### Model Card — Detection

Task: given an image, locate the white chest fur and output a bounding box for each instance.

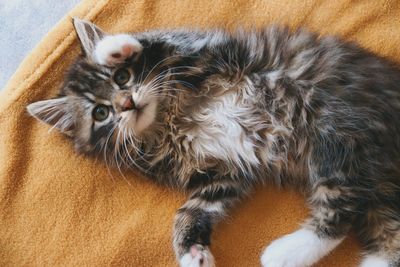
[184,91,260,169]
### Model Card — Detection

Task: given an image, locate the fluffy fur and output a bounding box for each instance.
[27,18,400,267]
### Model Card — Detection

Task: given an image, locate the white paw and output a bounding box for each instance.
[261,229,343,267]
[93,34,143,66]
[180,244,215,267]
[360,255,389,267]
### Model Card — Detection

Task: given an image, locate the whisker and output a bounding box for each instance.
[113,126,131,182]
[138,54,193,87]
[118,119,150,173]
[102,124,118,183]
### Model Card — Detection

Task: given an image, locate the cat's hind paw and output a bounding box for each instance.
[93,34,142,66]
[180,244,215,267]
[261,229,342,267]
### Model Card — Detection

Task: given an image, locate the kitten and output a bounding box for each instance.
[27,18,400,267]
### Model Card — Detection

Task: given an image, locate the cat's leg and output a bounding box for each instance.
[174,174,245,267]
[358,206,400,267]
[261,178,358,267]
[359,238,400,267]
[93,34,143,66]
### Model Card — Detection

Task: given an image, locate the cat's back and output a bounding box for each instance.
[260,27,400,176]
[253,27,400,141]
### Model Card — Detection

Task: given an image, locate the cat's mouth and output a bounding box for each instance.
[135,103,148,115]
[123,100,157,134]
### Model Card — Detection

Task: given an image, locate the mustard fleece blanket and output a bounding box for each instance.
[1,0,400,266]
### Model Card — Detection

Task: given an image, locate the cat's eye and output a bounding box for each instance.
[113,68,131,86]
[92,105,109,121]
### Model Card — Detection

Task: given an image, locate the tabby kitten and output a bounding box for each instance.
[27,18,400,267]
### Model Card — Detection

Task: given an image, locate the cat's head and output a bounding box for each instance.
[27,19,167,156]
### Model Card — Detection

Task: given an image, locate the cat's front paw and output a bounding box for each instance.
[93,34,143,66]
[180,244,215,267]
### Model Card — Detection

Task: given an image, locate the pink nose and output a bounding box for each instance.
[121,96,135,111]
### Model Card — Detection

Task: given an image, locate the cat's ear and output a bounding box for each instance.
[72,17,105,60]
[27,97,74,135]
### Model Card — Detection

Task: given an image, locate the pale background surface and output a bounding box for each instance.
[0,0,80,89]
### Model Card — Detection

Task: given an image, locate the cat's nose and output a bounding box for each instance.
[120,96,135,111]
[114,92,136,112]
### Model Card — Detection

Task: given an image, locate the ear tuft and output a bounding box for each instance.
[72,17,105,60]
[27,97,74,134]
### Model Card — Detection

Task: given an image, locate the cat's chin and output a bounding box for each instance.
[124,100,158,135]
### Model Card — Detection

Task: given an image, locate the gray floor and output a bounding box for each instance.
[0,0,81,90]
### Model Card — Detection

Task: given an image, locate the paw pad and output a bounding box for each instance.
[111,52,122,59]
[94,34,143,66]
[180,244,215,267]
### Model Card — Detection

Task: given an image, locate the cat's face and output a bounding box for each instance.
[27,19,164,155]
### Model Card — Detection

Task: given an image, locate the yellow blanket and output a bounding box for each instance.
[1,0,400,266]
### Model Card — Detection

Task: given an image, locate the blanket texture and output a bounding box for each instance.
[1,0,400,266]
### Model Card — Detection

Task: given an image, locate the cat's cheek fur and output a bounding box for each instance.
[260,228,343,267]
[93,34,143,66]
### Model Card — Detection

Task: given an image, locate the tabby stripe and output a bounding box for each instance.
[175,207,213,247]
[191,183,241,202]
